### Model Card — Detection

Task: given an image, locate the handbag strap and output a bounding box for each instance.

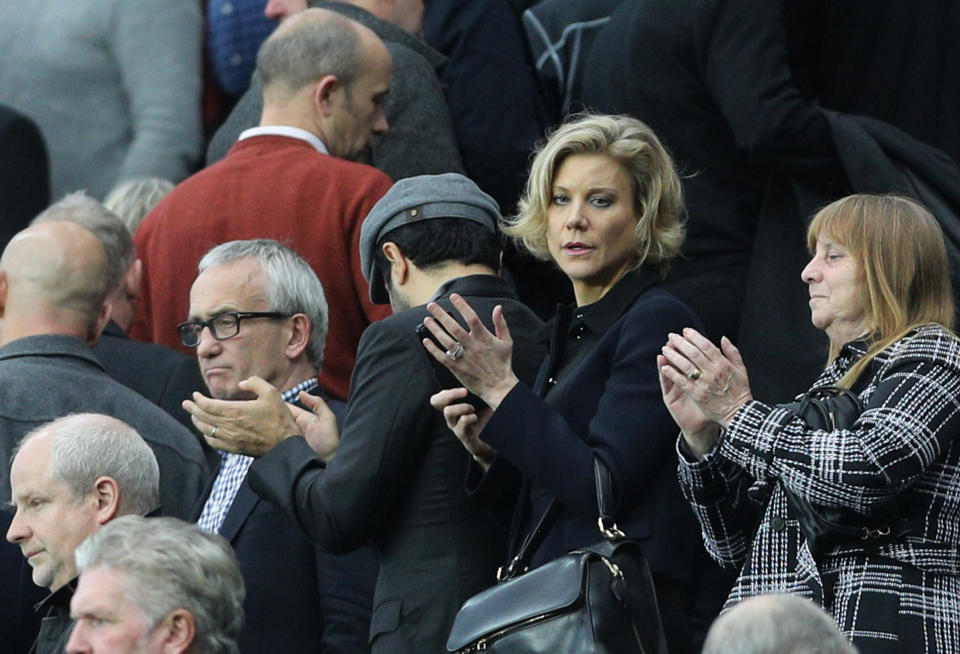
[499,457,619,581]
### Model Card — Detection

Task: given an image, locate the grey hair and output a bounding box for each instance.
[702,594,859,654]
[256,10,362,99]
[103,177,174,235]
[32,191,134,294]
[75,516,245,654]
[199,239,328,368]
[13,413,159,516]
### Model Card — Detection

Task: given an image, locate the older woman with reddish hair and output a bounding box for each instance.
[662,194,960,653]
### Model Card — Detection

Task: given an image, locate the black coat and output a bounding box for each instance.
[249,275,545,654]
[0,104,49,248]
[195,394,377,654]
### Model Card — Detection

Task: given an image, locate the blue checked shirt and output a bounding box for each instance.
[197,377,319,533]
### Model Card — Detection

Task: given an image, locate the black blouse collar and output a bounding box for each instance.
[538,267,660,344]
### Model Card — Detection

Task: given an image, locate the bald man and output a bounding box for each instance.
[702,594,858,654]
[0,218,208,520]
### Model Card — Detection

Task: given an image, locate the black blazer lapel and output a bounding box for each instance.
[219,479,260,542]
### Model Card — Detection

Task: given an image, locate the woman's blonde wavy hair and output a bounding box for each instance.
[807,194,955,386]
[504,113,685,277]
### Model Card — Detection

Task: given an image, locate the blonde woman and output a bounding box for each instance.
[425,113,701,652]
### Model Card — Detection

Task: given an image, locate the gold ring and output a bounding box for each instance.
[688,368,702,381]
[211,426,219,438]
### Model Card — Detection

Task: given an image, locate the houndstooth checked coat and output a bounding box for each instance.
[679,324,960,653]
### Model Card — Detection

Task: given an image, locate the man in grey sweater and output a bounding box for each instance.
[0,0,203,199]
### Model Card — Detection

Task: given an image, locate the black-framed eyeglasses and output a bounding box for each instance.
[177,311,290,347]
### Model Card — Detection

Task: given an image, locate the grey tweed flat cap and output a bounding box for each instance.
[359,173,500,304]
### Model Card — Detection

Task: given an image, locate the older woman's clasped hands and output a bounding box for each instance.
[657,329,753,458]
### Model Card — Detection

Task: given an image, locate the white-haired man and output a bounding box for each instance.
[66,516,244,654]
[6,414,160,654]
[180,239,375,654]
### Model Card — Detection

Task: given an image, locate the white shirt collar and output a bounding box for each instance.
[238,126,328,154]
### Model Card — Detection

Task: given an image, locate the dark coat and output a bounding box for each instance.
[248,275,545,654]
[0,509,45,654]
[471,271,700,581]
[423,0,547,211]
[0,335,209,520]
[581,0,840,343]
[92,321,210,457]
[0,104,49,248]
[196,394,377,654]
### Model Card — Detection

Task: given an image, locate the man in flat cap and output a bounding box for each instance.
[184,173,545,654]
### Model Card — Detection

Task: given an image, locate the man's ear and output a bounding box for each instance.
[93,476,121,524]
[313,74,341,117]
[87,301,112,347]
[158,609,196,654]
[0,271,8,318]
[285,314,311,360]
[125,259,143,305]
[381,242,408,286]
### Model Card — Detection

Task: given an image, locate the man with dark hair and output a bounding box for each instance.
[132,8,393,401]
[182,239,375,654]
[31,193,208,437]
[185,173,546,654]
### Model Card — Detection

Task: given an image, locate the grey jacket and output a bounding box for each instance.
[206,1,463,180]
[0,335,208,520]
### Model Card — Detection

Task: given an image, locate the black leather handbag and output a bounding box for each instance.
[445,458,668,654]
[778,385,911,556]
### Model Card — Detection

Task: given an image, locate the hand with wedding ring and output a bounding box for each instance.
[420,293,520,412]
[183,376,302,457]
[658,328,754,434]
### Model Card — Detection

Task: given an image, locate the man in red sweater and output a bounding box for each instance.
[132,8,394,400]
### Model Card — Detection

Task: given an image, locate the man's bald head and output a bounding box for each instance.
[0,221,110,344]
[257,8,371,102]
[702,594,858,654]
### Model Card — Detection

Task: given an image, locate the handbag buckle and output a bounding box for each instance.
[496,556,526,582]
[861,525,891,540]
[598,516,625,540]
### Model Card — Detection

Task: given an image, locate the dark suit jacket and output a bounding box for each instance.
[0,509,45,654]
[248,275,545,654]
[0,104,48,248]
[92,320,212,463]
[197,393,376,654]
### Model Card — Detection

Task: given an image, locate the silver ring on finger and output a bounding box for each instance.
[445,342,465,361]
[211,425,219,439]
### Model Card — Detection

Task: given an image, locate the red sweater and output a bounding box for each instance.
[131,135,393,400]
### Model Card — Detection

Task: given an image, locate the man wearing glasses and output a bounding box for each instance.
[180,239,376,654]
